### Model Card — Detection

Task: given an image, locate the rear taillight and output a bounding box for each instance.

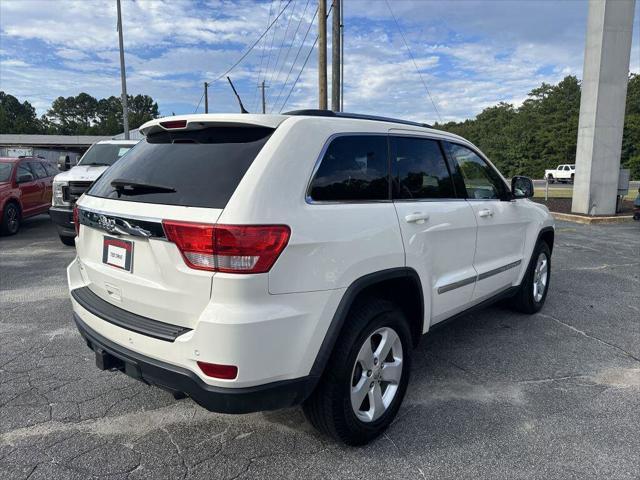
[73,206,79,235]
[197,361,238,380]
[162,221,290,274]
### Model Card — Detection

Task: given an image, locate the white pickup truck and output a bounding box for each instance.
[544,164,575,183]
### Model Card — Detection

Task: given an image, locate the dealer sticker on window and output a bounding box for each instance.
[102,236,133,272]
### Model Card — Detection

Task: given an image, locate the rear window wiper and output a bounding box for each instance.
[111,179,176,196]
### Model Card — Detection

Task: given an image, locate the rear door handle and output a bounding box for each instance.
[478,209,494,218]
[404,212,430,224]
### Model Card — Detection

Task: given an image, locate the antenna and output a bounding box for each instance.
[226,76,249,114]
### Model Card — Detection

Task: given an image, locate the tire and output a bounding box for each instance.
[0,202,20,236]
[570,174,574,184]
[302,298,412,445]
[547,175,554,184]
[511,241,551,314]
[59,235,75,246]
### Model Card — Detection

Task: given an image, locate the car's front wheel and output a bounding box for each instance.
[303,298,412,445]
[511,241,551,314]
[0,203,20,236]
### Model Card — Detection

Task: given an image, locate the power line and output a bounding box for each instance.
[262,0,283,93]
[267,0,298,89]
[194,90,205,113]
[267,0,311,110]
[279,34,318,113]
[207,0,294,84]
[384,0,442,123]
[272,6,320,112]
[252,0,276,111]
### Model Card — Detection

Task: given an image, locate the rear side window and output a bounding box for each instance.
[43,163,59,176]
[89,127,273,208]
[29,162,48,179]
[308,135,389,202]
[391,136,455,199]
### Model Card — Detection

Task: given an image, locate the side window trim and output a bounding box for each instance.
[443,141,510,201]
[305,132,392,204]
[389,134,460,202]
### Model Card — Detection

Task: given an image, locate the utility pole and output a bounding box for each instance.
[116,0,129,140]
[331,0,340,111]
[340,0,344,112]
[318,0,328,110]
[260,80,267,114]
[204,82,209,113]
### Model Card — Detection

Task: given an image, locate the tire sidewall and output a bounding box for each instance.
[2,203,20,235]
[528,242,551,311]
[341,308,412,439]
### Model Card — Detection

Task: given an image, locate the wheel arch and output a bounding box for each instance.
[309,267,424,380]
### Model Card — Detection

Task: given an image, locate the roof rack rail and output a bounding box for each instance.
[283,109,432,129]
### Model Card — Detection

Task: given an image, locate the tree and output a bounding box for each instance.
[0,92,42,134]
[437,75,638,179]
[42,92,160,136]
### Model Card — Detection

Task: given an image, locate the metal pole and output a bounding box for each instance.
[340,0,344,112]
[204,82,209,113]
[318,0,328,110]
[261,80,266,114]
[116,0,129,139]
[331,0,340,111]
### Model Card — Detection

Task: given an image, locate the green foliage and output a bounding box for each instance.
[0,92,42,134]
[437,74,639,179]
[0,91,159,136]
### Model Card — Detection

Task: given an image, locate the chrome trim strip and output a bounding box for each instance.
[477,260,522,281]
[78,207,165,239]
[77,206,163,224]
[437,259,522,294]
[437,275,476,294]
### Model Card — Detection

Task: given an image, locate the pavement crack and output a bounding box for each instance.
[537,312,640,363]
[384,433,426,480]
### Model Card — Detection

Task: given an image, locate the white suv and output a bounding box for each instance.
[68,111,554,445]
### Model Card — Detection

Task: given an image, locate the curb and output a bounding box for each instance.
[551,212,634,224]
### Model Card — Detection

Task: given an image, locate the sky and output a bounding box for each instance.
[0,0,639,124]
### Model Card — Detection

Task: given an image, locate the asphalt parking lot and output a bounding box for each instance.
[1,215,639,480]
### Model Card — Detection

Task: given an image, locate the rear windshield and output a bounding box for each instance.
[88,126,274,208]
[79,143,135,167]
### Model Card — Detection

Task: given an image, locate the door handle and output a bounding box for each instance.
[404,212,430,224]
[478,209,494,218]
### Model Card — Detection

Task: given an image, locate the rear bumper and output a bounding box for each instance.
[73,313,316,413]
[50,206,74,236]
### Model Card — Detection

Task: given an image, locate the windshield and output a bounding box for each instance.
[0,163,13,182]
[89,126,273,208]
[78,143,135,167]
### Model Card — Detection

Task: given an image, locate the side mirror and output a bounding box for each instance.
[17,173,34,184]
[511,176,534,199]
[58,155,70,171]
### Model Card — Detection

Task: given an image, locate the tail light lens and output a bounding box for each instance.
[73,205,79,235]
[162,221,290,274]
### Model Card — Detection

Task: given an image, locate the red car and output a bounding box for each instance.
[0,156,58,235]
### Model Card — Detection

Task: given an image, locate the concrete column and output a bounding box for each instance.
[572,0,636,215]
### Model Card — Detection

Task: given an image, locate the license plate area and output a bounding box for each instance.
[102,236,134,272]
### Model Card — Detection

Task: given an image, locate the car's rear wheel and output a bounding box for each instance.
[302,298,412,445]
[1,203,20,236]
[59,235,75,246]
[511,241,551,314]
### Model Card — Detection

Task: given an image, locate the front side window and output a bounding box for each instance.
[17,163,34,182]
[391,136,455,199]
[308,135,389,202]
[446,143,507,200]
